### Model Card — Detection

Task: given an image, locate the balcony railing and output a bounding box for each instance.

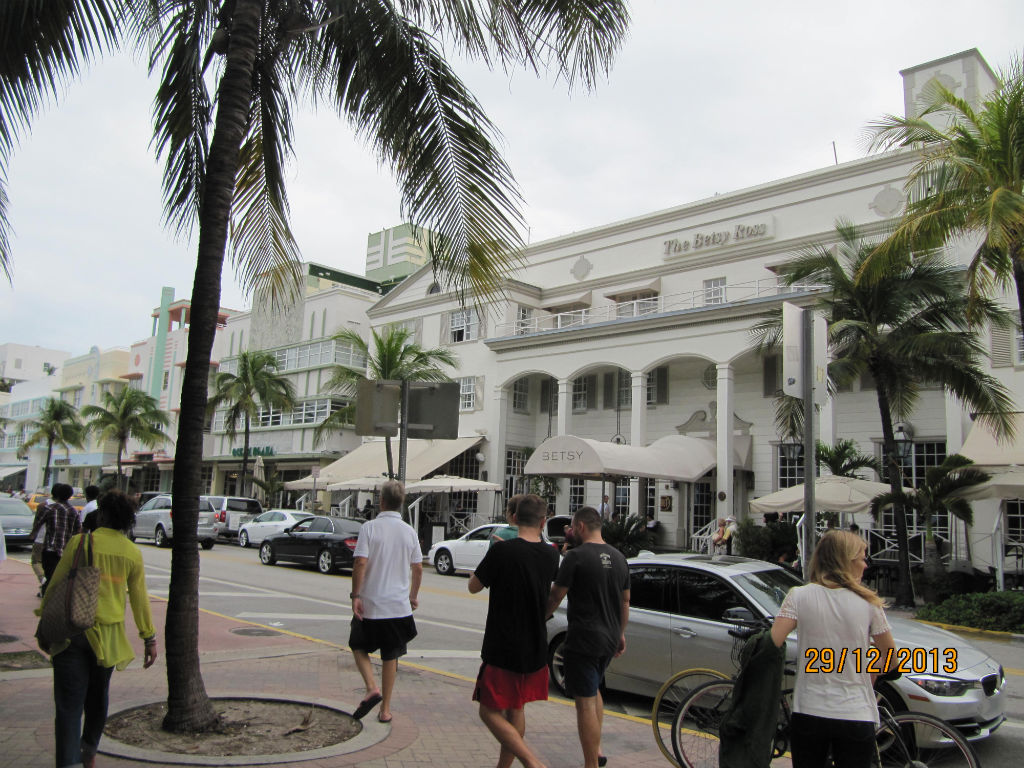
[497,279,826,338]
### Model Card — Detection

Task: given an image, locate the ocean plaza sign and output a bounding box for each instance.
[662,218,774,259]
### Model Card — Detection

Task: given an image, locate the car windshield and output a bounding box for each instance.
[0,500,30,515]
[734,568,803,615]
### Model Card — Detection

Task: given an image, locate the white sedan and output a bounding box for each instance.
[238,510,314,548]
[427,523,557,575]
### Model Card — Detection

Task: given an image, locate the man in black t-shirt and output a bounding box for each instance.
[547,506,630,768]
[469,494,559,768]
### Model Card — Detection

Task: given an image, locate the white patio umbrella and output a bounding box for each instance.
[749,475,911,516]
[405,475,501,493]
[325,476,392,492]
[950,470,1024,501]
[252,455,266,502]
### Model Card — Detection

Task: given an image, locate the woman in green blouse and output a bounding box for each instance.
[40,490,158,768]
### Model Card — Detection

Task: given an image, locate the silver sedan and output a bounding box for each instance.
[238,510,314,548]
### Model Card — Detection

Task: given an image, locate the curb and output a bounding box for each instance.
[914,618,1024,644]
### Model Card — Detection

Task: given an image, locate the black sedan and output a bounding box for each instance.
[258,515,364,574]
[0,497,37,546]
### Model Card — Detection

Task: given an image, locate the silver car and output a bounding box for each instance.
[547,553,1005,741]
[134,494,217,549]
[0,497,36,546]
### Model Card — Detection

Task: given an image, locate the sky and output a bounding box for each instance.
[2,1,1021,357]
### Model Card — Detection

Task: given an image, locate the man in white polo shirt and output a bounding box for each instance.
[348,479,423,724]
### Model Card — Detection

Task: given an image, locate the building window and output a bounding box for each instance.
[512,378,529,412]
[554,309,588,329]
[616,369,631,408]
[646,370,657,405]
[200,465,214,494]
[703,277,726,305]
[692,480,714,538]
[450,309,479,343]
[569,478,584,513]
[777,445,805,489]
[458,377,476,410]
[1016,327,1024,365]
[879,440,948,538]
[162,371,170,391]
[645,479,656,519]
[1007,500,1024,543]
[615,292,659,318]
[515,306,533,335]
[504,448,526,500]
[572,377,588,411]
[614,484,630,518]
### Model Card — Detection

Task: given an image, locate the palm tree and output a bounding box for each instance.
[81,387,171,491]
[870,455,989,603]
[3,0,628,734]
[816,439,881,478]
[752,221,1015,606]
[315,326,457,478]
[864,57,1024,329]
[252,471,285,508]
[22,398,85,488]
[207,351,295,497]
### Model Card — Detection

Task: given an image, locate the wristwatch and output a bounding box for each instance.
[349,592,359,599]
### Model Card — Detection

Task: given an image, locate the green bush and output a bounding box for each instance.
[735,519,798,564]
[916,591,1024,633]
[602,514,651,558]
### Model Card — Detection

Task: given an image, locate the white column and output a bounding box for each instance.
[487,386,509,491]
[716,363,734,521]
[557,378,572,436]
[630,371,647,446]
[944,389,965,453]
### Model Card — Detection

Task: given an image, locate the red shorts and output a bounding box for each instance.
[472,663,549,710]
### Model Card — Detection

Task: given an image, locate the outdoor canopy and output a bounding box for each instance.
[283,436,483,490]
[949,469,1024,501]
[405,475,501,493]
[523,434,752,482]
[749,475,910,516]
[959,412,1024,467]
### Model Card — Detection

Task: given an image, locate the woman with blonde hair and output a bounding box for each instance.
[770,530,895,768]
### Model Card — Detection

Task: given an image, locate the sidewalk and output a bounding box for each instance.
[0,560,666,767]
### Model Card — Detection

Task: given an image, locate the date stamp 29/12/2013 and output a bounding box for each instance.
[804,647,958,675]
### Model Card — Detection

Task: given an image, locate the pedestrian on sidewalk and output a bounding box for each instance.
[40,490,158,768]
[30,484,81,596]
[348,479,422,723]
[547,506,630,768]
[80,485,100,531]
[469,494,559,768]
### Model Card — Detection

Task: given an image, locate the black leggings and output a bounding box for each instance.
[790,712,879,768]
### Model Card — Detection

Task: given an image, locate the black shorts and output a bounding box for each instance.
[563,649,612,698]
[349,615,417,661]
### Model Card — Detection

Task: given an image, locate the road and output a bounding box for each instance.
[9,539,1024,763]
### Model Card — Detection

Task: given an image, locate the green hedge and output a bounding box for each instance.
[916,591,1024,633]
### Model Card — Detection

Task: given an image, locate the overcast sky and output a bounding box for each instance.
[2,1,1021,357]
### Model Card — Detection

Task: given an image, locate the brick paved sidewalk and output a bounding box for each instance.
[0,560,666,767]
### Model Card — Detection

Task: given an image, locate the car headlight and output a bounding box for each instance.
[908,674,976,697]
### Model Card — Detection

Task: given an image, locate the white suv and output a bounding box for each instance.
[134,495,217,549]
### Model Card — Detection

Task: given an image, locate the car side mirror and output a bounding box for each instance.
[722,607,758,625]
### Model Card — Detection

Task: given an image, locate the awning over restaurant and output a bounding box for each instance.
[959,413,1024,467]
[523,434,751,482]
[284,436,484,490]
[0,465,27,482]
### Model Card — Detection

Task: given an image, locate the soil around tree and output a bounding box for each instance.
[105,698,361,756]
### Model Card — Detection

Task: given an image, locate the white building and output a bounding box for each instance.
[0,343,69,386]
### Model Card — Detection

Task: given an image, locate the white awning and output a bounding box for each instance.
[325,476,392,492]
[285,436,484,490]
[523,434,750,482]
[950,469,1024,501]
[0,465,27,482]
[959,413,1024,468]
[540,290,592,311]
[603,278,661,299]
[749,475,910,515]
[406,475,501,493]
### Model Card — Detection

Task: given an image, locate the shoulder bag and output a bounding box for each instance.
[35,533,101,655]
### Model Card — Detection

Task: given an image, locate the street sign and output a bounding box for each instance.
[355,380,400,437]
[311,466,320,479]
[407,382,460,439]
[782,302,828,403]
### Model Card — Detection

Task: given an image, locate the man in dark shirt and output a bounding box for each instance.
[30,483,82,595]
[469,494,559,768]
[547,505,630,768]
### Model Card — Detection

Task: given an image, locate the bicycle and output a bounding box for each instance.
[671,669,980,768]
[651,667,729,767]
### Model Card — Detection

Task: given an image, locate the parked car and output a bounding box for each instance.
[258,516,365,574]
[428,523,558,576]
[238,510,314,548]
[202,495,264,541]
[0,497,36,546]
[134,494,217,549]
[545,515,572,547]
[546,553,1005,741]
[25,492,49,511]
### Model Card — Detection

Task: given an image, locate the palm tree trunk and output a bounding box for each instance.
[43,438,54,487]
[116,445,124,492]
[875,383,915,608]
[241,417,251,497]
[163,0,263,733]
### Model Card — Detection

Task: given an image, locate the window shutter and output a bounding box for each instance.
[586,374,598,410]
[413,317,423,345]
[763,355,779,397]
[476,309,486,340]
[540,378,550,413]
[603,372,616,409]
[475,376,484,411]
[440,312,451,345]
[656,367,669,404]
[991,325,1013,368]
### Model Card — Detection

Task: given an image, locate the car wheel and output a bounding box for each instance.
[238,530,250,548]
[548,634,569,696]
[201,539,215,550]
[259,541,276,565]
[875,681,904,719]
[317,549,335,574]
[434,549,454,575]
[154,526,170,548]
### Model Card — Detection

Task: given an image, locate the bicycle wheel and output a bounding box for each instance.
[876,711,980,768]
[671,680,735,768]
[652,668,729,767]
